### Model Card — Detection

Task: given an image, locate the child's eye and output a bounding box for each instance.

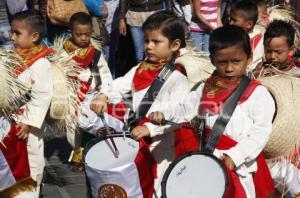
[217,61,227,66]
[152,39,162,44]
[232,60,240,64]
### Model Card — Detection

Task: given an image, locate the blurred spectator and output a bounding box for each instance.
[6,0,28,15]
[190,0,222,52]
[0,0,13,50]
[119,0,166,63]
[103,0,120,78]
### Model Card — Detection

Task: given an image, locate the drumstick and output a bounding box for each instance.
[161,120,192,129]
[161,120,183,128]
[99,113,120,157]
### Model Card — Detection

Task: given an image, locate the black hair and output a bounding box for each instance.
[11,10,44,41]
[231,0,258,24]
[142,10,186,48]
[264,20,295,47]
[209,25,251,57]
[69,12,92,30]
[253,0,267,7]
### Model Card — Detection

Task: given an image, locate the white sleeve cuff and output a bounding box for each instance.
[223,148,245,168]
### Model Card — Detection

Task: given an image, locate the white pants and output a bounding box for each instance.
[27,127,45,197]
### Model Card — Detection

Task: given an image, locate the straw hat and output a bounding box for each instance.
[259,75,300,159]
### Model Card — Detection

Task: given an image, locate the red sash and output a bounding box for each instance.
[250,33,263,52]
[0,122,30,181]
[214,133,275,198]
[174,124,200,159]
[134,118,158,198]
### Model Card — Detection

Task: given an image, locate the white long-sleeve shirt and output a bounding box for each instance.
[15,58,53,129]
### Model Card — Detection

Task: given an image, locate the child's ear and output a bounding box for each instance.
[68,29,72,38]
[289,45,296,56]
[31,32,41,43]
[246,20,254,31]
[247,53,253,66]
[170,39,181,52]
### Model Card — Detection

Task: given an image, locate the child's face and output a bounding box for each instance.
[10,20,39,49]
[212,44,252,81]
[265,36,295,64]
[257,6,268,26]
[70,23,93,48]
[144,30,180,63]
[230,11,253,33]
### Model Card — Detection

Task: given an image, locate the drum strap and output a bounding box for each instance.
[88,49,102,90]
[128,55,177,129]
[203,76,251,153]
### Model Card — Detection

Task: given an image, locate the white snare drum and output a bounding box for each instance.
[161,152,228,198]
[84,135,145,198]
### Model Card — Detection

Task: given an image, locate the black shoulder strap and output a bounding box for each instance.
[88,49,102,89]
[203,76,251,153]
[136,60,176,119]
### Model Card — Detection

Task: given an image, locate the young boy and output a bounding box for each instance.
[90,11,190,197]
[255,20,300,197]
[61,12,113,170]
[230,0,264,71]
[149,25,275,197]
[0,10,53,197]
[254,20,299,77]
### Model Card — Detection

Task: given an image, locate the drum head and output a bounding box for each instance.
[161,152,227,198]
[84,136,139,170]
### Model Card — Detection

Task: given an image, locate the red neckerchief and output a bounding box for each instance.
[200,71,261,114]
[13,45,54,76]
[132,59,187,91]
[250,33,263,51]
[288,55,300,68]
[63,39,96,69]
[132,59,167,91]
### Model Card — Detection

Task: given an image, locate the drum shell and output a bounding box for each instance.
[83,136,153,198]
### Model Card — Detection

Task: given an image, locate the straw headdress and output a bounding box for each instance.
[175,40,214,89]
[46,36,82,136]
[0,49,30,118]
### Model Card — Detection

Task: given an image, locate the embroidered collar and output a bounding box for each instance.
[13,45,54,76]
[138,58,168,73]
[63,39,92,58]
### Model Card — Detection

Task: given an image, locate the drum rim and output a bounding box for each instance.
[83,134,132,163]
[161,151,228,198]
